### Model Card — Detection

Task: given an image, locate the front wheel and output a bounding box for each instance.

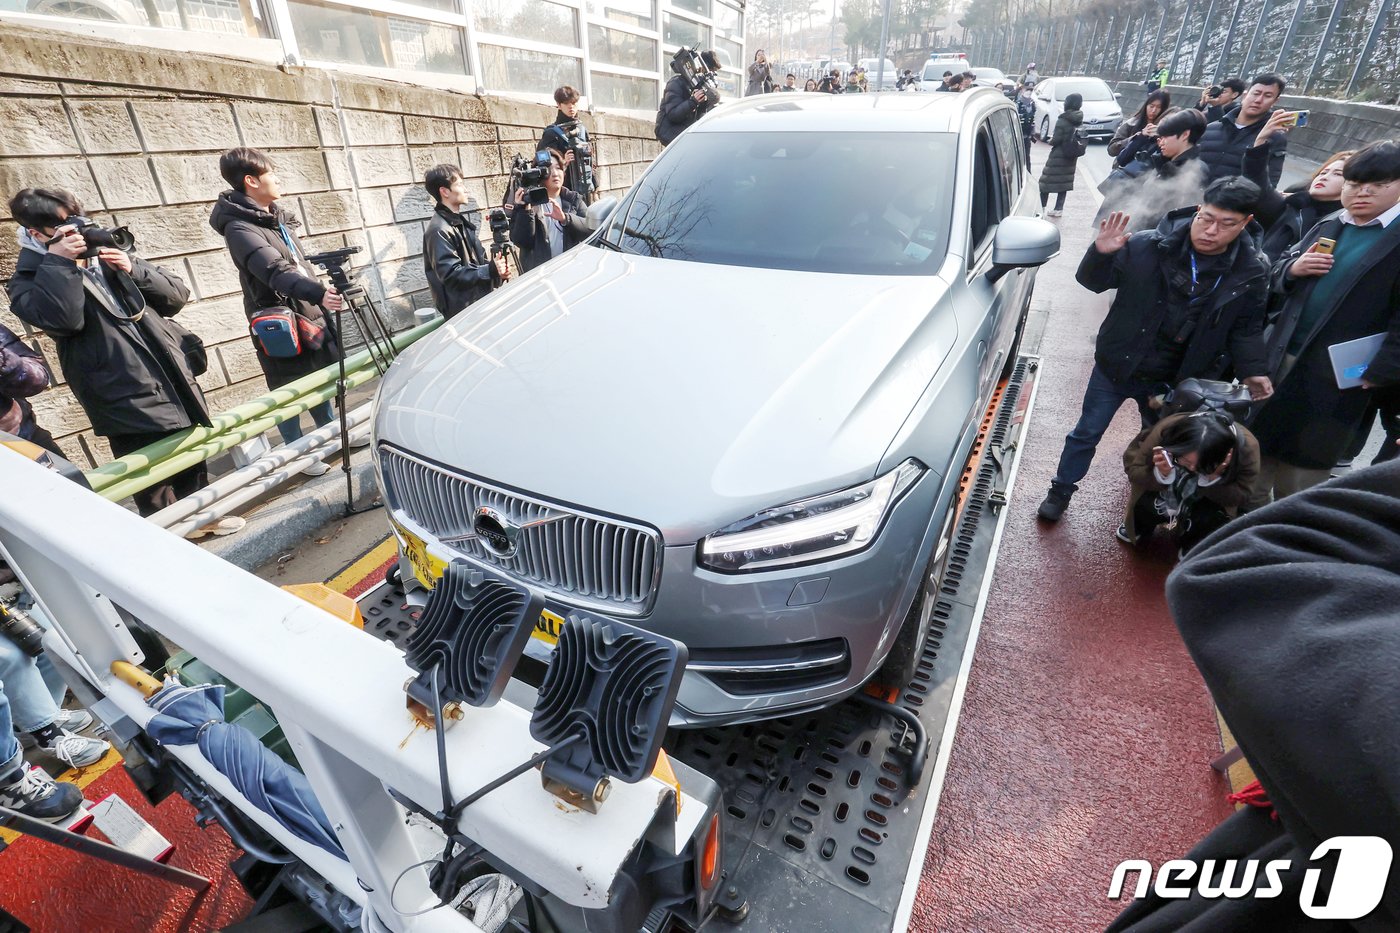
[1039,115,1050,139]
[874,505,957,687]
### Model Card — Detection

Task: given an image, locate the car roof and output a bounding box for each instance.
[694,88,1009,134]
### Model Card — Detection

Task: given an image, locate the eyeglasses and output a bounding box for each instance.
[1192,213,1245,231]
[1341,179,1400,194]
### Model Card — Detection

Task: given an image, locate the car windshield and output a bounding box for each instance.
[972,68,1006,80]
[1054,79,1114,101]
[601,131,956,275]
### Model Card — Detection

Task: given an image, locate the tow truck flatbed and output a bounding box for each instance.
[357,357,1041,932]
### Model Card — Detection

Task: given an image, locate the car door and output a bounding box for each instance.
[960,116,1017,400]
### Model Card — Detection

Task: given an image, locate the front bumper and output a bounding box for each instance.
[388,469,943,728]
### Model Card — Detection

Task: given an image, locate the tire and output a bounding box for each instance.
[1001,292,1032,380]
[875,504,957,687]
[1039,115,1050,139]
[386,562,402,588]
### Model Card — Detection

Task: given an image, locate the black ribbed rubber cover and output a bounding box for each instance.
[531,612,687,784]
[403,561,540,707]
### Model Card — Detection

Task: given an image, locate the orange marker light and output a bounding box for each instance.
[700,813,721,890]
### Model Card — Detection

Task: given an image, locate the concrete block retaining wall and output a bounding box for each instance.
[0,22,661,468]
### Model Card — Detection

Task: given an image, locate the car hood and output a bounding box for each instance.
[375,246,955,543]
[1078,100,1121,120]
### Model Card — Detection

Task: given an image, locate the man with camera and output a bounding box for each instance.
[423,164,509,320]
[6,187,229,528]
[656,49,722,146]
[1197,77,1245,124]
[540,86,595,204]
[509,152,588,274]
[211,147,349,474]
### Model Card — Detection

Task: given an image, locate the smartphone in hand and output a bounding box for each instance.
[1316,236,1337,255]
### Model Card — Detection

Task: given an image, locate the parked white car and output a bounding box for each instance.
[858,57,899,90]
[1031,76,1124,141]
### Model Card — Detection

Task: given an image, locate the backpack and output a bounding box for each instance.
[1068,128,1089,159]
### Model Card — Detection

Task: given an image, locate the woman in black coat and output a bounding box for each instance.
[1107,90,1170,158]
[209,161,341,449]
[1038,93,1084,217]
[1244,145,1350,262]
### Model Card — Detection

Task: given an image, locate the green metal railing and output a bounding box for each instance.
[85,319,441,503]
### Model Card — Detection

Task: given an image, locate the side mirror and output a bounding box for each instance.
[986,217,1060,283]
[586,196,619,231]
[1114,91,1123,99]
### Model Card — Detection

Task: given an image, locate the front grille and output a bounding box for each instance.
[380,447,662,615]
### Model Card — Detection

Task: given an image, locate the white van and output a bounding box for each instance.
[857,57,899,90]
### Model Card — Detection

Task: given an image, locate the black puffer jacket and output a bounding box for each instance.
[1197,105,1287,186]
[209,190,339,389]
[1241,145,1341,262]
[1076,207,1271,385]
[423,205,498,319]
[508,190,589,274]
[655,74,718,146]
[7,240,207,438]
[1039,109,1084,194]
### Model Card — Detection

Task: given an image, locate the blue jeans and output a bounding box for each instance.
[276,401,336,446]
[0,683,18,771]
[1051,365,1160,497]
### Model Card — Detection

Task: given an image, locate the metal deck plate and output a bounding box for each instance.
[355,358,1038,933]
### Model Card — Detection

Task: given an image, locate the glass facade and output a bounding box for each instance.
[15,0,744,114]
[288,0,468,74]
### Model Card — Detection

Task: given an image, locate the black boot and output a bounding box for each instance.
[1036,486,1072,521]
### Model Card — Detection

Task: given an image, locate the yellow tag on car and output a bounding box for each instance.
[390,520,447,588]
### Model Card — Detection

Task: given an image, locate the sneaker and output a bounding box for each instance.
[185,516,246,540]
[54,708,94,733]
[348,434,372,449]
[0,760,83,821]
[37,729,110,769]
[1036,489,1072,522]
[1115,524,1136,546]
[1047,209,1064,218]
[300,459,331,477]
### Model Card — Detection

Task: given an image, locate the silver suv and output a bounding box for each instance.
[372,89,1058,727]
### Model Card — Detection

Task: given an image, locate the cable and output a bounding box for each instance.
[389,857,448,917]
[447,732,585,821]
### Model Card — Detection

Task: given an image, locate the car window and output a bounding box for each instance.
[969,126,1003,260]
[990,109,1023,197]
[1053,79,1113,101]
[607,131,957,275]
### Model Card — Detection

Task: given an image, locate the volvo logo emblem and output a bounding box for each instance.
[473,507,520,558]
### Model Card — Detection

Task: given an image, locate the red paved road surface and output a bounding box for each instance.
[910,154,1234,932]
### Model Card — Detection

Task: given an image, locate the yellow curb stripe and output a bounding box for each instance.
[326,536,397,595]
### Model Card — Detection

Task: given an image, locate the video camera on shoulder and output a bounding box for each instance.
[510,150,554,206]
[672,46,719,104]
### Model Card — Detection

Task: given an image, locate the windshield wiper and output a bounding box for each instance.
[593,234,626,252]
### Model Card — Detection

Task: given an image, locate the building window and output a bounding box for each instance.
[591,72,659,110]
[670,0,710,17]
[585,0,654,30]
[26,0,274,37]
[662,12,708,49]
[480,44,583,94]
[289,0,468,74]
[474,0,579,46]
[588,24,656,71]
[715,37,740,69]
[714,71,739,96]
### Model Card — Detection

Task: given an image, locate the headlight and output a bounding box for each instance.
[697,460,924,573]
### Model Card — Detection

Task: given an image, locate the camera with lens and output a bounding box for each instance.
[488,208,512,255]
[1208,85,1223,98]
[0,601,45,658]
[510,151,554,206]
[672,47,719,105]
[545,120,595,198]
[57,216,136,259]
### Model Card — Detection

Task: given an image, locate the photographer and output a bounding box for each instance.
[539,86,594,203]
[0,322,60,456]
[818,68,845,93]
[746,49,774,96]
[1197,77,1244,124]
[656,49,722,146]
[211,147,346,472]
[5,188,225,526]
[509,152,588,274]
[423,164,509,320]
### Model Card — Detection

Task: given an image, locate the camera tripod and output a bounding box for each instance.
[304,246,398,516]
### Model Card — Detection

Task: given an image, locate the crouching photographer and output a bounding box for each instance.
[423,164,509,320]
[656,48,722,146]
[508,151,588,274]
[5,187,221,525]
[1119,407,1260,557]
